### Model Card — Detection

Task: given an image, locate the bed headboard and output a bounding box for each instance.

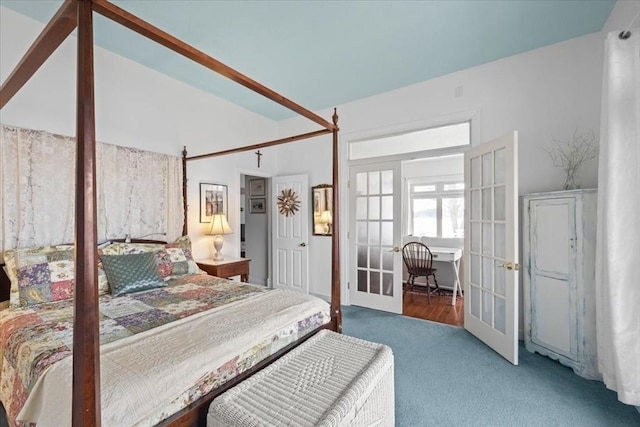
[110,238,167,244]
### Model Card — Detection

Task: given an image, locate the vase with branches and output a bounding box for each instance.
[543,130,599,190]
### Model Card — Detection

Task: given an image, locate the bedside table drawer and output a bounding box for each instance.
[216,261,248,277]
[196,259,250,282]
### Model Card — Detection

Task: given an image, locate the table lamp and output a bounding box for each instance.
[208,214,232,260]
[319,210,333,234]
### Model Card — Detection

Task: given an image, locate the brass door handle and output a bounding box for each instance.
[299,242,307,247]
[499,261,519,271]
[388,246,400,253]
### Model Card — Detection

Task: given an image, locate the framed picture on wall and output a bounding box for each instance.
[249,178,266,197]
[200,183,228,223]
[250,198,266,214]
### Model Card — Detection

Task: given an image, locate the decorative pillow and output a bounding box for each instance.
[100,252,165,296]
[99,242,164,256]
[4,245,73,307]
[5,245,112,307]
[13,247,75,307]
[156,242,198,280]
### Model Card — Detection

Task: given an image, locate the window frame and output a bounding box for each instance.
[407,176,464,238]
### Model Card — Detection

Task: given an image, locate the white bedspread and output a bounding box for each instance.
[17,289,329,426]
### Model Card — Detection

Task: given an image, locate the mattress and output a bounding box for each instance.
[0,275,330,426]
[208,330,395,427]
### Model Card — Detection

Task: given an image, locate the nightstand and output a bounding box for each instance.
[196,257,250,282]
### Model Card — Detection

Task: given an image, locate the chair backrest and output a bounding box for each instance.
[402,241,434,276]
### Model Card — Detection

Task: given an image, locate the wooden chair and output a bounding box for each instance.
[402,241,441,302]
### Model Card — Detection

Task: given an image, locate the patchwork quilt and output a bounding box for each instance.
[0,274,330,426]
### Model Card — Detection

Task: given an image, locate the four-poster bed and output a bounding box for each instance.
[0,0,341,425]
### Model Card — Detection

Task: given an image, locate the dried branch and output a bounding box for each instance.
[542,130,599,190]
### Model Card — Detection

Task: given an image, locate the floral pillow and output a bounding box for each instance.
[166,235,201,278]
[5,245,111,307]
[8,246,74,307]
[155,245,197,279]
[99,242,164,256]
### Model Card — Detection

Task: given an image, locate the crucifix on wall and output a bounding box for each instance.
[255,150,262,168]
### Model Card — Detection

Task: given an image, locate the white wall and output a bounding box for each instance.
[0,7,278,261]
[278,29,606,302]
[273,136,334,298]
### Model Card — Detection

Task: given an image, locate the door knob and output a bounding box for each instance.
[388,246,400,253]
[299,242,307,247]
[499,261,519,271]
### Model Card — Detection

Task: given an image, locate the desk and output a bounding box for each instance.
[429,247,463,305]
[196,257,250,282]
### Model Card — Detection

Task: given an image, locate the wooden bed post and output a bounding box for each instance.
[331,108,342,333]
[182,146,188,236]
[73,1,101,425]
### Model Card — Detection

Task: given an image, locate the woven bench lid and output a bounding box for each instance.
[208,330,393,427]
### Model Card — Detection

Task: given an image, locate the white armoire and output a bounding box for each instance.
[523,189,599,379]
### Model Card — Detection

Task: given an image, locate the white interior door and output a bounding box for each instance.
[464,132,519,364]
[349,162,402,313]
[272,174,309,294]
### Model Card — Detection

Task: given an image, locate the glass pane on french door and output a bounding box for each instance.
[469,147,507,332]
[356,170,393,297]
[350,162,402,313]
[464,131,518,365]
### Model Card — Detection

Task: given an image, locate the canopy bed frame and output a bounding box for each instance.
[0,0,341,425]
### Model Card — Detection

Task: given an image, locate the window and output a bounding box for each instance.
[408,179,464,238]
[350,121,470,160]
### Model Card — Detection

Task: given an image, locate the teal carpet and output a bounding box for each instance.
[342,306,639,427]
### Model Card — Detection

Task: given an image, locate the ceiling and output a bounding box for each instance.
[2,0,616,121]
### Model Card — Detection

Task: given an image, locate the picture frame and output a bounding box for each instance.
[249,178,266,197]
[200,183,228,223]
[250,197,266,214]
[312,184,333,236]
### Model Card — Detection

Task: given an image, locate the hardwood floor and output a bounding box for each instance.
[403,288,464,327]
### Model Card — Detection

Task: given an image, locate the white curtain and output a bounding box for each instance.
[596,31,640,406]
[0,125,184,259]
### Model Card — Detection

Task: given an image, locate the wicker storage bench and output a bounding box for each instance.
[207,330,395,427]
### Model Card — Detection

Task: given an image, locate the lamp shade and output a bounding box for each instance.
[319,210,333,225]
[208,214,232,235]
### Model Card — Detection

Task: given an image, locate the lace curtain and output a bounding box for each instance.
[595,31,640,407]
[0,124,184,260]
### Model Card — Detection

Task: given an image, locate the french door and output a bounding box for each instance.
[464,132,519,364]
[349,162,403,313]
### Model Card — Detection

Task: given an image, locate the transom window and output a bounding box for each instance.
[350,121,470,160]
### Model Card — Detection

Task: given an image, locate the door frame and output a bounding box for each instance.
[237,168,273,286]
[341,110,481,306]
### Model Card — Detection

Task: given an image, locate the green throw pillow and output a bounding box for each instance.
[100,252,165,296]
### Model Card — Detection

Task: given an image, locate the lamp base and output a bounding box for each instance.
[213,235,224,261]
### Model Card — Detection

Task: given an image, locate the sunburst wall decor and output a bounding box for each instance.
[277,188,300,217]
